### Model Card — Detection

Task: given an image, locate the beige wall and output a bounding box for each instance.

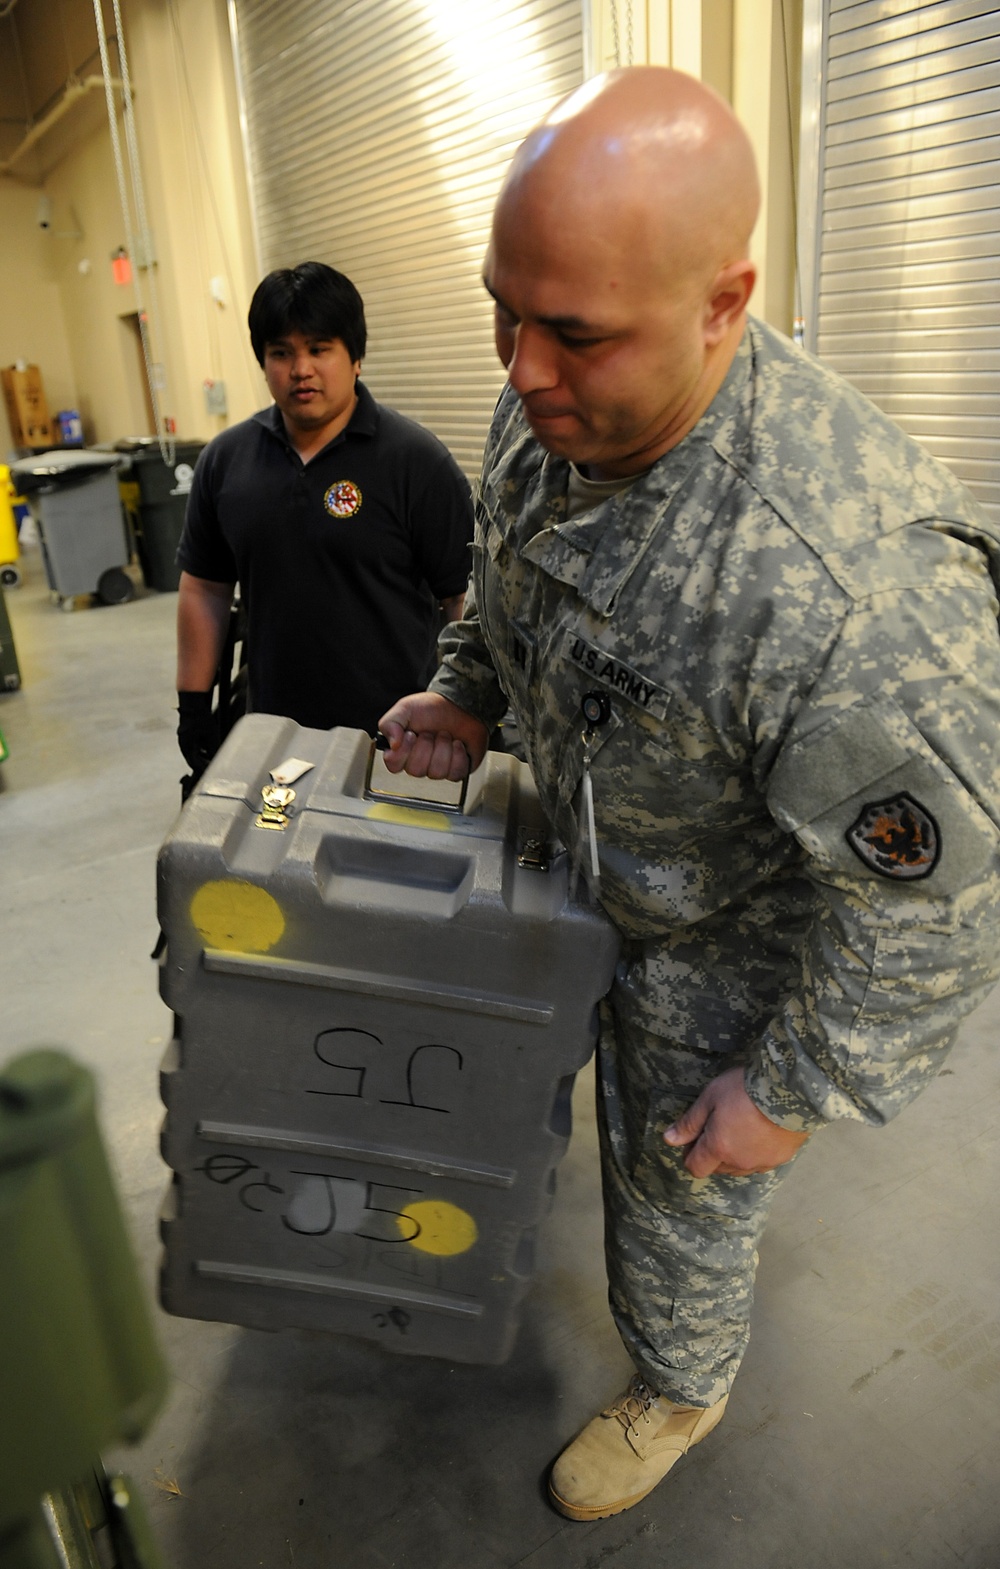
[120,0,262,438]
[587,0,733,99]
[43,127,151,444]
[584,0,802,336]
[5,0,262,454]
[732,0,801,335]
[3,0,802,461]
[0,180,78,456]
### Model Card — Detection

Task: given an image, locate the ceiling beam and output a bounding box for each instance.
[0,73,124,176]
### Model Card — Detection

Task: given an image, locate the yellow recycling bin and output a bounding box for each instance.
[0,465,22,587]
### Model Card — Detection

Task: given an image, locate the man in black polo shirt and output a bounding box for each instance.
[175,261,473,781]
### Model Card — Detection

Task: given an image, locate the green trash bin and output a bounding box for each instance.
[119,440,205,594]
[0,1049,169,1568]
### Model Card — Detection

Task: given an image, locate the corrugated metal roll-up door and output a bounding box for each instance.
[230,1,584,477]
[806,1,1000,526]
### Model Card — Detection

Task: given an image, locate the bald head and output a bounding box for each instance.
[483,69,761,476]
[500,67,759,292]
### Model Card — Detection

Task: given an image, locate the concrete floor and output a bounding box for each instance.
[2,544,999,1569]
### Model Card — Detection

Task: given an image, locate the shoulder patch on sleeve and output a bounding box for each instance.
[846,793,940,880]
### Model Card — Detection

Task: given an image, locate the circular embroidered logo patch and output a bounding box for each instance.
[324,480,362,518]
[845,793,940,880]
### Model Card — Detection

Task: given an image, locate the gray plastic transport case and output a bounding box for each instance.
[157,716,619,1364]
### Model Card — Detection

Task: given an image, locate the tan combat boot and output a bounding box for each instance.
[548,1375,728,1521]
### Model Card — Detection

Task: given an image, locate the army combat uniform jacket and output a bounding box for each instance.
[432,318,1000,1133]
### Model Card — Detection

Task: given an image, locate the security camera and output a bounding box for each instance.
[37,195,52,230]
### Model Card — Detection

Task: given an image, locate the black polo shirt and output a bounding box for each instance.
[177,382,473,733]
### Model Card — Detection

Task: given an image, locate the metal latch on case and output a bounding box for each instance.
[255,783,296,830]
[518,837,551,872]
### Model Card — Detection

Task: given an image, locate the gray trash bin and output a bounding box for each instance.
[10,450,132,608]
[156,716,620,1364]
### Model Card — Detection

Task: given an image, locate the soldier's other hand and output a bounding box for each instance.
[379,693,489,781]
[663,1066,810,1178]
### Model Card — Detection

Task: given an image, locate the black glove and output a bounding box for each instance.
[177,690,220,781]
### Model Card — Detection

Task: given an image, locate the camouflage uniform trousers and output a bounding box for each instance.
[596,993,806,1407]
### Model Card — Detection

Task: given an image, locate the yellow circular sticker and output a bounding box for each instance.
[366,802,449,833]
[399,1200,478,1257]
[324,480,362,518]
[189,879,285,953]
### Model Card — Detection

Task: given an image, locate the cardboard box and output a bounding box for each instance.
[2,365,53,449]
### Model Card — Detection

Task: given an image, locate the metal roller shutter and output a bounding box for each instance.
[804,0,1000,525]
[230,0,584,476]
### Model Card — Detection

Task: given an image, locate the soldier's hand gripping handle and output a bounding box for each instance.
[379,691,490,782]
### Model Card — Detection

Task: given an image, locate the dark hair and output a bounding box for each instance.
[247,261,367,366]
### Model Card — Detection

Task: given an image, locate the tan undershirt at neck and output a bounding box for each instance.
[565,462,644,521]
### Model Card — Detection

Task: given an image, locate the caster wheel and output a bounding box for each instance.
[97,567,135,605]
[0,565,20,588]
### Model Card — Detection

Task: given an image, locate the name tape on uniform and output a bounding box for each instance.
[563,630,669,720]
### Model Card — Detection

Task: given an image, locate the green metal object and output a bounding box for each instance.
[2,1465,167,1569]
[0,581,21,693]
[0,1050,170,1568]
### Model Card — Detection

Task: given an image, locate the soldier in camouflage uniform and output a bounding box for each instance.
[381,68,1000,1519]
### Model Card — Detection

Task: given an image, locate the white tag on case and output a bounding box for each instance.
[270,757,315,786]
